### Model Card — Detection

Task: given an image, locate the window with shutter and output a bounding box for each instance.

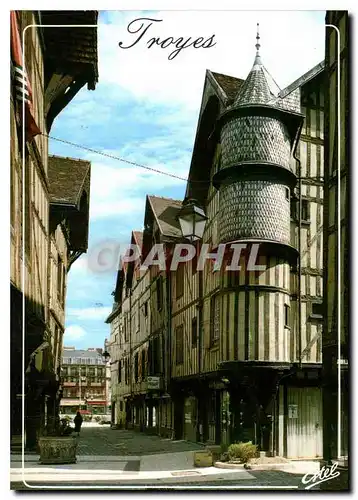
[284,304,290,328]
[157,276,163,310]
[176,263,184,298]
[191,317,198,347]
[301,199,310,221]
[141,350,146,379]
[175,325,184,364]
[134,353,139,382]
[210,295,220,345]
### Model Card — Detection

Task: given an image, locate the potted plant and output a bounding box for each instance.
[227,441,258,468]
[38,416,78,465]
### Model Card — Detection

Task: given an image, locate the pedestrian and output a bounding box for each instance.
[74,411,83,437]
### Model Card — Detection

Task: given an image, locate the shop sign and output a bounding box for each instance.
[288,404,298,419]
[147,376,161,390]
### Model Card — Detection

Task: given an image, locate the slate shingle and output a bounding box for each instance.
[48,155,91,207]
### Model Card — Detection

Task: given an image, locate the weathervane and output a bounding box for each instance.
[255,23,261,55]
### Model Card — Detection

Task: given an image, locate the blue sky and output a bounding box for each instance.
[49,10,326,349]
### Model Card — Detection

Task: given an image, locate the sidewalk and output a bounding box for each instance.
[11,450,204,472]
[10,428,320,489]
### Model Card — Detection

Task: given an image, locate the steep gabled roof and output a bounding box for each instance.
[279,60,325,98]
[147,195,182,239]
[132,231,143,252]
[40,10,98,89]
[48,155,90,207]
[210,71,244,103]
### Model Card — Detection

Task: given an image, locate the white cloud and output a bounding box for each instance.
[69,255,89,274]
[78,11,324,224]
[87,150,189,219]
[67,307,112,321]
[98,11,325,109]
[91,194,145,219]
[64,325,87,341]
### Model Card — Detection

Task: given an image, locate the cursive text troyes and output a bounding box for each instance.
[118,17,216,60]
[301,462,340,490]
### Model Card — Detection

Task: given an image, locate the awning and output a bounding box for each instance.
[87,401,106,405]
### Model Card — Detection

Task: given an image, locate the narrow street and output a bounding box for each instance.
[11,426,318,490]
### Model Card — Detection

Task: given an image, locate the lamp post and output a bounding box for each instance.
[78,366,81,411]
[177,198,208,441]
[102,349,110,416]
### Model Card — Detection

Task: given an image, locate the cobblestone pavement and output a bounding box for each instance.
[76,426,205,457]
[11,469,318,491]
[11,427,323,490]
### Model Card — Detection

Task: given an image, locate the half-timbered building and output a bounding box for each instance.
[107,34,326,459]
[322,10,349,477]
[10,10,97,451]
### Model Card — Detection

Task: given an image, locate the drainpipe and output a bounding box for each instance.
[198,248,203,377]
[197,242,204,442]
[293,122,303,370]
[165,268,172,436]
[297,161,303,370]
[165,269,172,392]
[270,119,303,455]
[271,367,297,456]
[129,289,133,424]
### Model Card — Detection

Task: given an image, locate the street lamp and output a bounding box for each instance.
[102,350,110,417]
[177,198,208,243]
[102,350,110,362]
[177,197,208,441]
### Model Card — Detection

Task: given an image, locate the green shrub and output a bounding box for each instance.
[228,441,258,464]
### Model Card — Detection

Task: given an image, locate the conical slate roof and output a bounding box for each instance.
[235,54,272,106]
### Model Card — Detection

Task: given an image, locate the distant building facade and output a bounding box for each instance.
[60,347,108,416]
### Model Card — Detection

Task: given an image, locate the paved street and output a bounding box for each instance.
[11,426,319,490]
[77,425,205,458]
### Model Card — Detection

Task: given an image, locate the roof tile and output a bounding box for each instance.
[211,71,244,102]
[148,195,182,238]
[40,11,98,88]
[48,155,91,206]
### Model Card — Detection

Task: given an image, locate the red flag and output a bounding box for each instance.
[10,11,41,140]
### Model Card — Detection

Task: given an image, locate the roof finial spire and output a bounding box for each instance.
[255,23,260,55]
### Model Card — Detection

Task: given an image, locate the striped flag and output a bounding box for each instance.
[10,11,41,140]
